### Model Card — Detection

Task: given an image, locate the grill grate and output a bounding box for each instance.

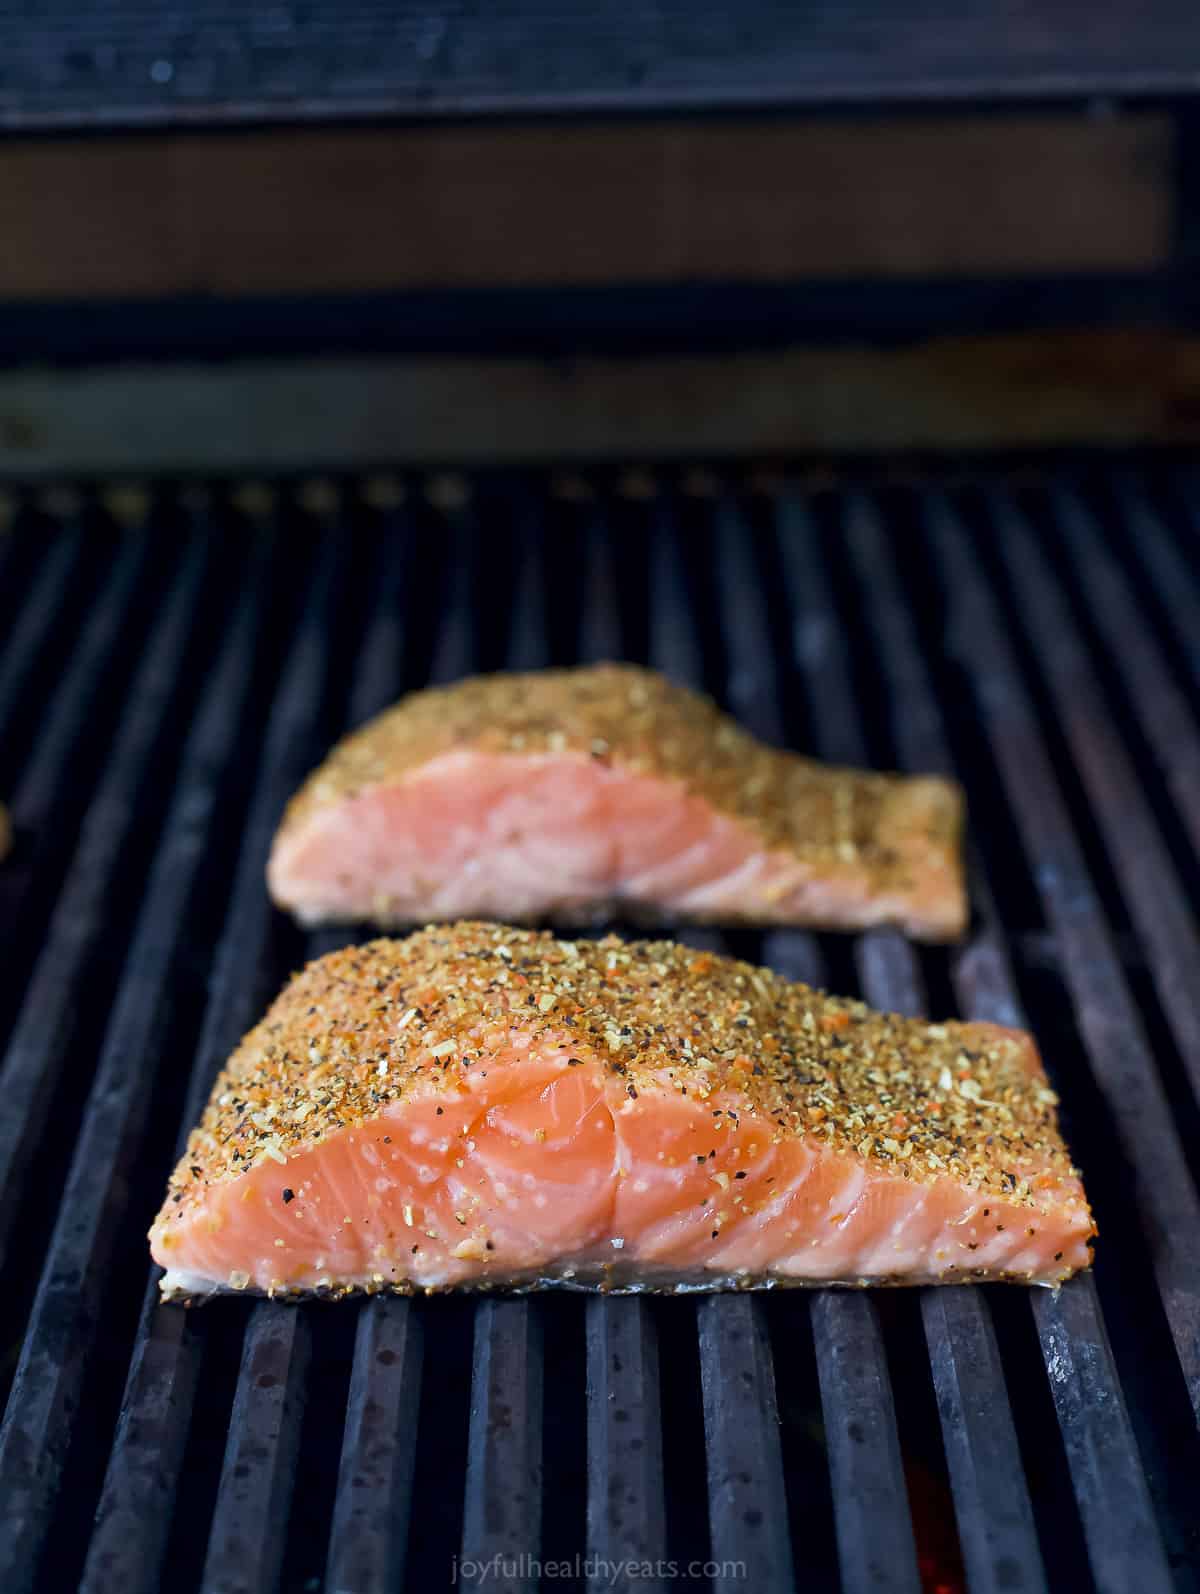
[0,466,1197,1594]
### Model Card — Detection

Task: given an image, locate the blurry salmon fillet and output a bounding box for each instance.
[151,923,1092,1300]
[267,664,966,941]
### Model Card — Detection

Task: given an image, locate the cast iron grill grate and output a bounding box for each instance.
[0,462,1197,1594]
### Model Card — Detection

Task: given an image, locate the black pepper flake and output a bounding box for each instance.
[168,918,1083,1269]
[282,1188,295,1204]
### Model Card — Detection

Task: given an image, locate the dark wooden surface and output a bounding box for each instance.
[0,1,1198,128]
[0,115,1167,303]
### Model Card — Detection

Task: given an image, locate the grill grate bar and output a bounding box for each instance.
[0,537,245,1594]
[584,1298,666,1593]
[430,519,477,689]
[1024,490,1200,1105]
[951,903,1177,1594]
[648,513,706,687]
[0,524,29,630]
[769,510,926,1592]
[326,1299,424,1594]
[929,491,1200,1422]
[810,1292,922,1594]
[920,1289,1047,1593]
[1122,469,1200,688]
[1069,480,1200,862]
[837,489,1175,1589]
[894,496,1179,1589]
[77,535,281,1594]
[652,519,798,1592]
[696,1294,794,1594]
[772,496,865,766]
[840,497,1053,1594]
[343,517,414,728]
[0,536,153,1032]
[0,538,209,1284]
[200,532,380,1594]
[461,1299,545,1594]
[1,535,148,818]
[1027,1279,1171,1594]
[714,505,928,1590]
[80,532,345,1594]
[0,533,85,783]
[457,521,547,1594]
[79,1305,202,1594]
[200,1308,313,1594]
[321,525,426,1594]
[578,517,668,1591]
[580,517,626,663]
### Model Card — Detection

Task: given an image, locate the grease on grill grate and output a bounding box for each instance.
[0,469,1197,1594]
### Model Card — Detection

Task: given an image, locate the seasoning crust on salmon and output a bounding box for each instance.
[267,664,967,941]
[151,924,1092,1300]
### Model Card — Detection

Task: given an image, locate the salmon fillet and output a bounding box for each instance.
[267,664,966,941]
[150,923,1092,1300]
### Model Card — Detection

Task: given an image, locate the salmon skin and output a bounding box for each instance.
[267,664,967,942]
[151,923,1093,1301]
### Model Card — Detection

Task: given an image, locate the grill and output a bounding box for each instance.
[0,464,1197,1594]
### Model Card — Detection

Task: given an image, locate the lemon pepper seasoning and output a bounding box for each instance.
[164,921,1079,1220]
[275,664,964,916]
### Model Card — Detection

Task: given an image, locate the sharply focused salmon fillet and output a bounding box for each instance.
[151,924,1092,1299]
[267,665,966,941]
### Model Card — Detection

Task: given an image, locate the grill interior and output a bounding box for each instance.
[0,462,1198,1594]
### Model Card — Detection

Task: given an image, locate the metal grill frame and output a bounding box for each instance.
[0,467,1196,1594]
